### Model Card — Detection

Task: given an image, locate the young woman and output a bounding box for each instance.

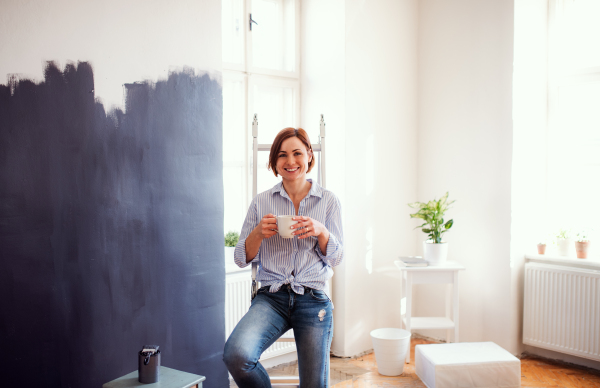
[223,127,344,388]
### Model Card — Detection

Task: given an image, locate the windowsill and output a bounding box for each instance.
[525,254,600,271]
[225,264,251,275]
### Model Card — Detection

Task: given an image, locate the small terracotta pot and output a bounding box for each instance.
[575,241,590,259]
[537,244,546,255]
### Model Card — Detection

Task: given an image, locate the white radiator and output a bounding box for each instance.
[523,262,600,361]
[225,271,296,360]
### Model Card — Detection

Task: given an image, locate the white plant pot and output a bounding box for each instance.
[423,241,448,266]
[370,328,411,376]
[557,238,572,256]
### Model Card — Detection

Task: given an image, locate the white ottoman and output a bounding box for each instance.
[415,342,520,388]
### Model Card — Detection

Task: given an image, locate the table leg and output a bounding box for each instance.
[405,272,412,364]
[453,271,459,343]
[445,283,452,343]
[400,270,405,327]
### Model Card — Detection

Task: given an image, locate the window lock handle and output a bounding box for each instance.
[249,13,258,31]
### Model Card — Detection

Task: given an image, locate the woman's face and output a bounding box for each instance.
[276,136,312,182]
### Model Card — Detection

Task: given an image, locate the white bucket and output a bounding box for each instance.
[370,328,411,376]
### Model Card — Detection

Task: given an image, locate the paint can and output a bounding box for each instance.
[138,346,161,384]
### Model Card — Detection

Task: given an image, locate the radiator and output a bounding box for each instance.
[523,262,600,361]
[225,271,296,360]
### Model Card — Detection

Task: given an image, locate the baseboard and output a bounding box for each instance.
[522,345,600,372]
[330,348,374,359]
[411,332,446,343]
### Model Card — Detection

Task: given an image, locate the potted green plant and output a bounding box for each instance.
[224,230,239,266]
[556,228,572,256]
[537,241,547,255]
[408,192,455,266]
[575,230,590,259]
[536,233,551,254]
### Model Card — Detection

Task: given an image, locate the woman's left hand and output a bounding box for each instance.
[292,216,327,239]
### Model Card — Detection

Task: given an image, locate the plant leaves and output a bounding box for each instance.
[409,192,454,239]
[439,192,448,206]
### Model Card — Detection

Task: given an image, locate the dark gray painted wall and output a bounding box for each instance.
[0,62,227,387]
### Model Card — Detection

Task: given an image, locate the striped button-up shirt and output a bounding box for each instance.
[234,179,343,295]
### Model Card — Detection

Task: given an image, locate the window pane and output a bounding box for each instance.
[250,82,295,142]
[250,81,316,196]
[552,0,600,71]
[223,76,246,234]
[251,0,296,72]
[223,77,245,164]
[251,81,295,194]
[222,0,244,65]
[547,82,600,229]
[223,165,247,234]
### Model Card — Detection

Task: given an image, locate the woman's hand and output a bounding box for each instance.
[256,213,278,239]
[292,216,330,255]
[245,214,277,263]
[292,216,326,239]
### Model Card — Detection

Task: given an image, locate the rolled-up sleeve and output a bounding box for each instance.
[315,196,343,267]
[234,198,260,268]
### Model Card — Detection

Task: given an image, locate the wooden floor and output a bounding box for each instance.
[231,337,600,387]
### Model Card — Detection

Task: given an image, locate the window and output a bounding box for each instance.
[222,0,301,236]
[546,0,600,234]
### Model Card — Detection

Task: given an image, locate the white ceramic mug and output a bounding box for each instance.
[277,215,298,238]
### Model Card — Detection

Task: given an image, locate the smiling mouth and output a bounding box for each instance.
[285,167,299,172]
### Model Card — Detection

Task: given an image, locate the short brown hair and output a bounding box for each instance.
[268,128,314,177]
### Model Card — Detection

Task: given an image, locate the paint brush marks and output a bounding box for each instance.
[0,62,227,387]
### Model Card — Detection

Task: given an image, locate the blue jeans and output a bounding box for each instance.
[223,284,334,388]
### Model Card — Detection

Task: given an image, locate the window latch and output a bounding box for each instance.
[249,13,258,31]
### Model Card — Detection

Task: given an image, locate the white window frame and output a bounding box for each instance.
[222,0,301,232]
[247,74,300,129]
[223,70,249,213]
[545,0,600,235]
[247,75,301,205]
[223,0,301,78]
[245,0,301,78]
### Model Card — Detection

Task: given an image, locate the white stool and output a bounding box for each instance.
[415,342,521,388]
[394,260,465,363]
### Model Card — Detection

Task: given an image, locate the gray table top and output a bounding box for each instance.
[103,366,206,388]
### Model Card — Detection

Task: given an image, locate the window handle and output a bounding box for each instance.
[249,13,258,31]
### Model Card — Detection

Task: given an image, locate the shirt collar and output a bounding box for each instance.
[271,179,323,199]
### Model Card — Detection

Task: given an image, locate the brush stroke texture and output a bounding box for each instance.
[0,62,227,387]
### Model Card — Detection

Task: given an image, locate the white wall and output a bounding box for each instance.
[300,0,349,355]
[0,0,221,109]
[511,0,548,357]
[303,0,419,357]
[342,0,419,357]
[303,0,520,358]
[415,0,515,351]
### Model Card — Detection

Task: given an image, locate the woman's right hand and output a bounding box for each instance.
[254,213,278,239]
[245,214,277,262]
